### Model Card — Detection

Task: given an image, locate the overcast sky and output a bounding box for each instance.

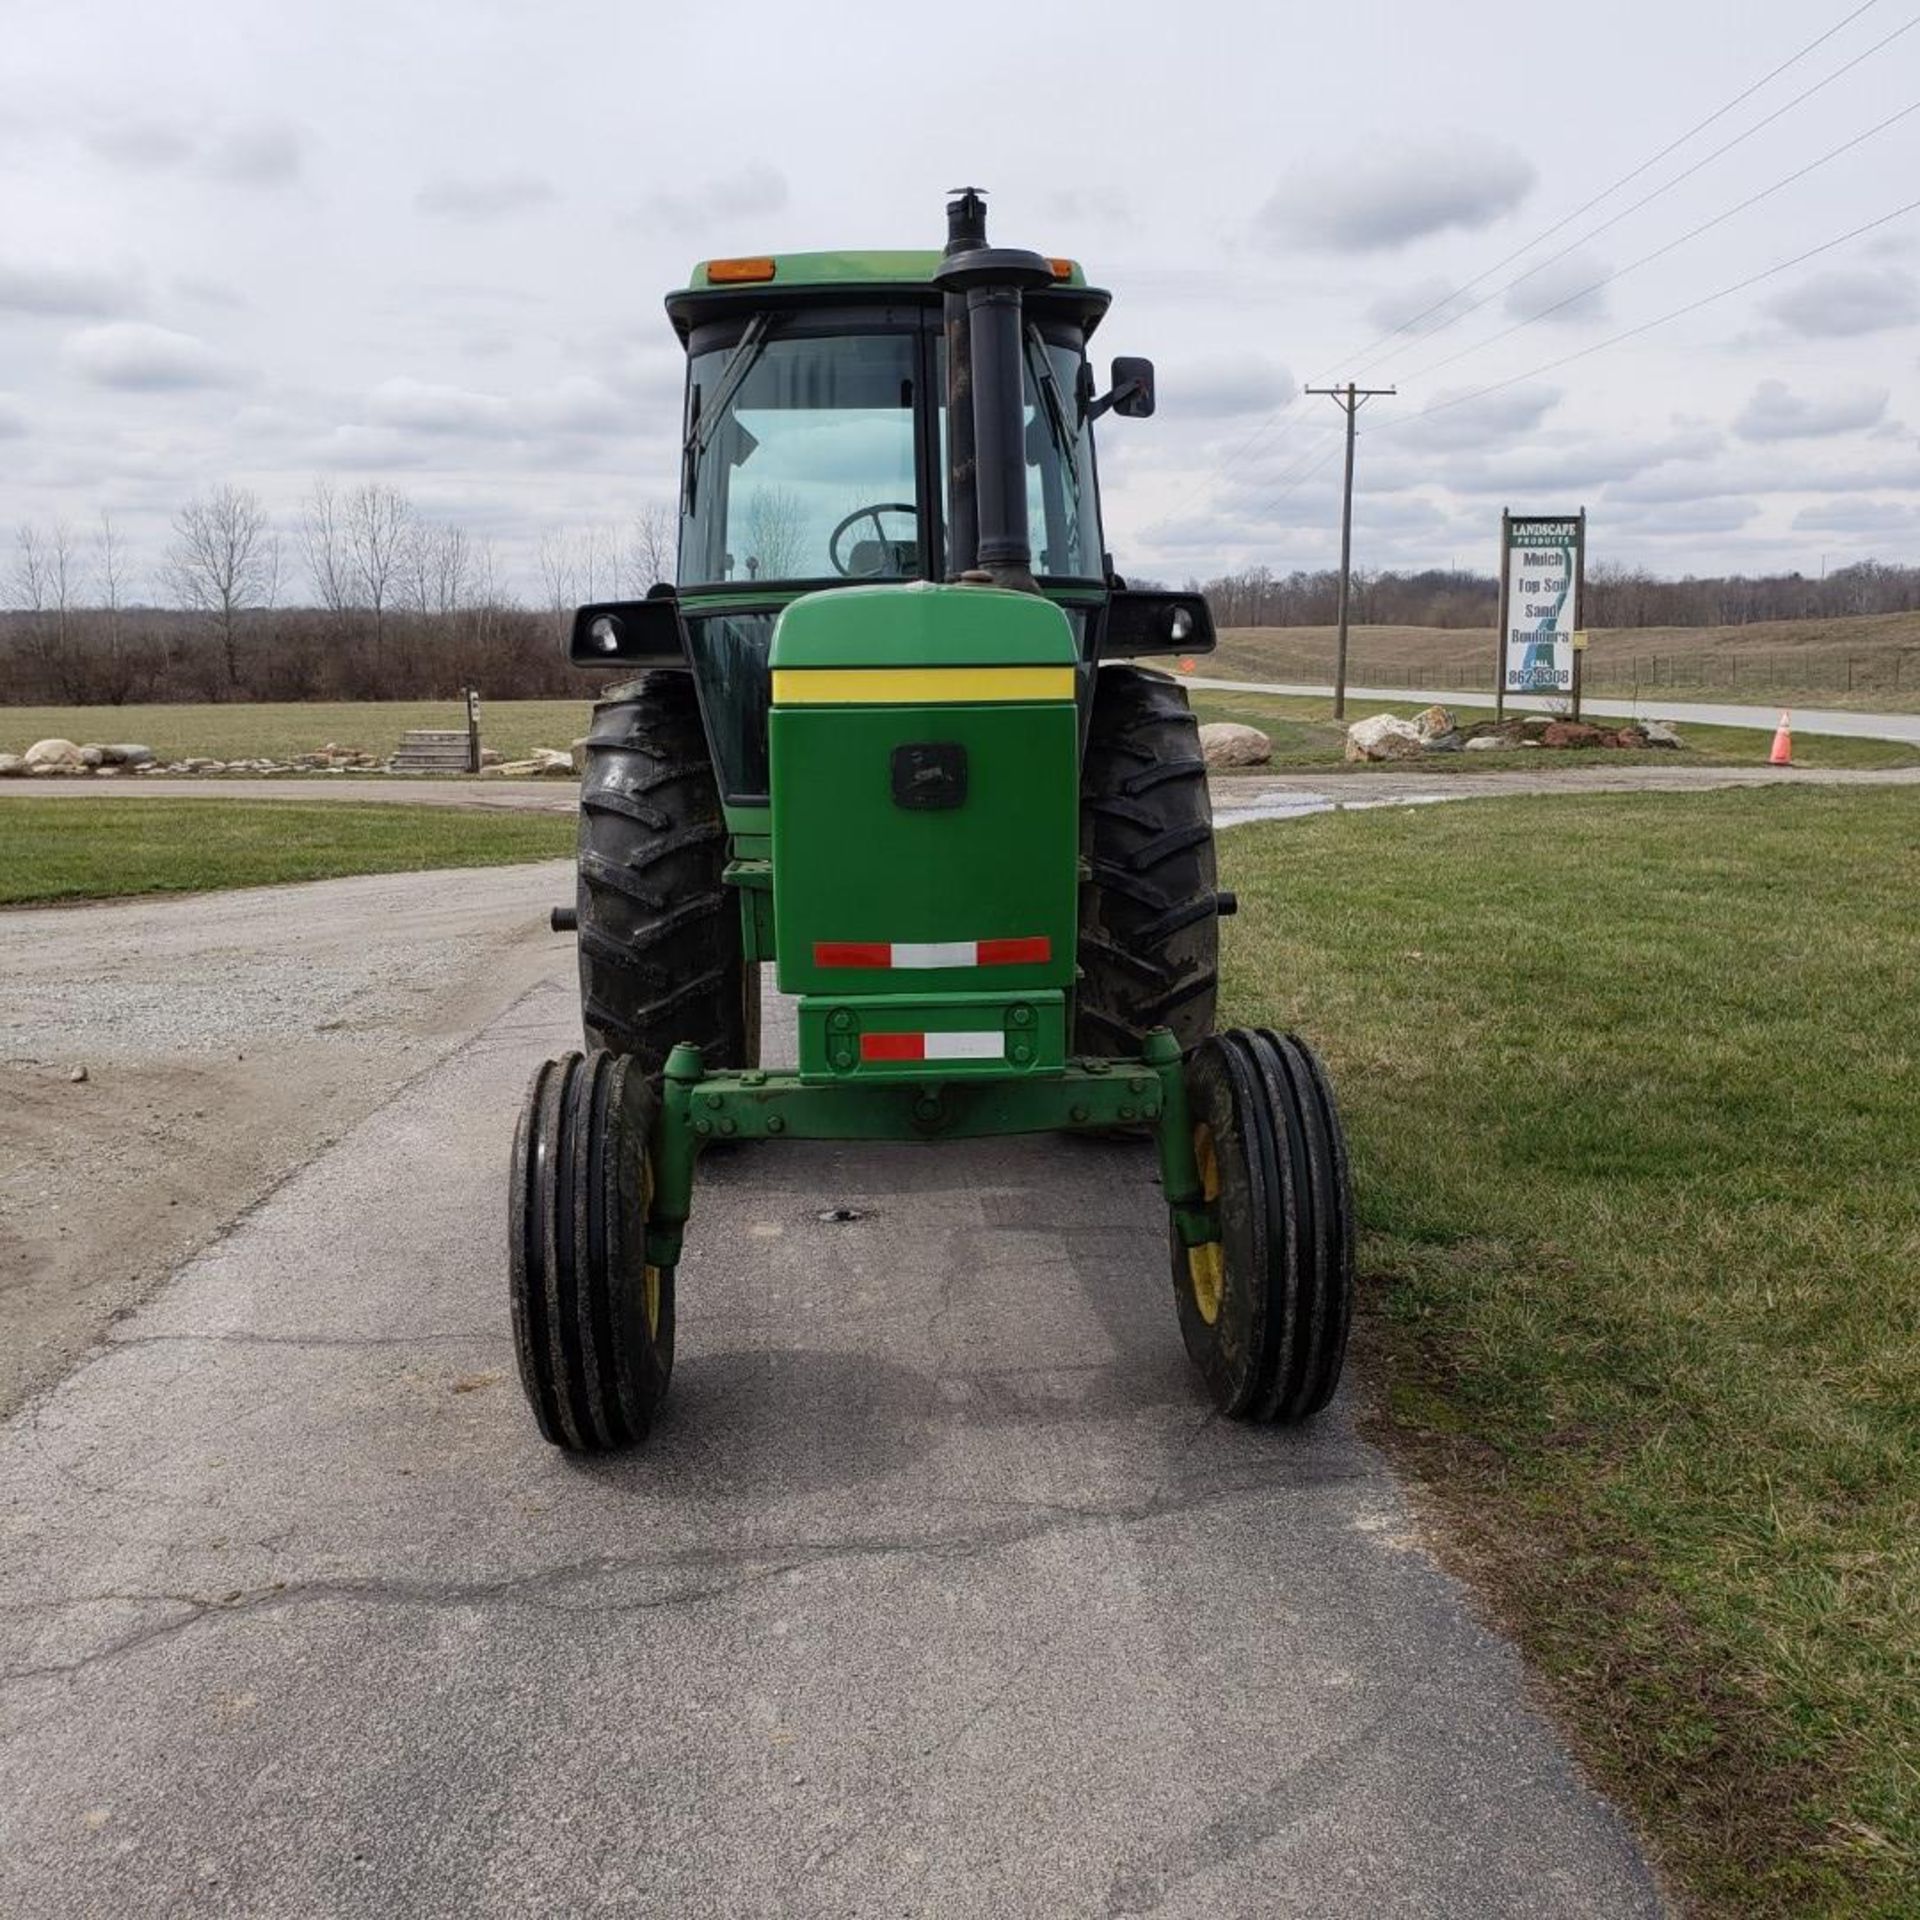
[3,0,1917,601]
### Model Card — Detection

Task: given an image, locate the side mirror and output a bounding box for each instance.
[1088,356,1156,421]
[568,597,689,669]
[1100,589,1214,660]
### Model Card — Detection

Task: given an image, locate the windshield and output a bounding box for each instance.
[681,332,920,586]
[679,314,1105,588]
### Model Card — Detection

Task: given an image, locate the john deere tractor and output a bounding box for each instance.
[510,190,1353,1451]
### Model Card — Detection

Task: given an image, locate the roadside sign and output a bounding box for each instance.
[1496,509,1587,717]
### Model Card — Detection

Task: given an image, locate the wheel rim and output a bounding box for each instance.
[1187,1122,1224,1325]
[638,1145,662,1338]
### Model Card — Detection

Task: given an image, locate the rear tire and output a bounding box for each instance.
[508,1050,673,1451]
[1076,665,1219,1058]
[1171,1028,1353,1423]
[576,672,758,1076]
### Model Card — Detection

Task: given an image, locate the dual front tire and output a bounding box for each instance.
[508,1049,672,1451]
[1173,1029,1354,1424]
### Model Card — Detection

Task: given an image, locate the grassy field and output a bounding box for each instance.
[2,799,576,905]
[0,699,597,768]
[1168,609,1920,713]
[1219,786,1919,1914]
[1191,688,1920,773]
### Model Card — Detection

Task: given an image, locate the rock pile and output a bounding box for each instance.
[1344,707,1684,760]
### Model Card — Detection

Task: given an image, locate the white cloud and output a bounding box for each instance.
[1167,355,1295,419]
[415,172,557,222]
[205,122,305,186]
[1503,251,1611,326]
[629,162,789,236]
[1734,380,1888,442]
[0,395,27,438]
[1791,496,1920,535]
[1764,269,1919,339]
[1257,135,1534,253]
[62,322,241,390]
[364,378,514,435]
[1396,384,1562,451]
[0,260,143,317]
[1365,275,1475,339]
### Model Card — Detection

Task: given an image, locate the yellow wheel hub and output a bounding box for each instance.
[1187,1122,1224,1325]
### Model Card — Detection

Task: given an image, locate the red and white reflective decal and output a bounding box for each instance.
[859,1030,1005,1063]
[814,936,1050,970]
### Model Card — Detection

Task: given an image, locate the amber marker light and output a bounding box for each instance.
[708,257,777,283]
[1047,257,1075,279]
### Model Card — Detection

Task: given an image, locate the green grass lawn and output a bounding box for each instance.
[1,799,576,904]
[1220,786,1919,1915]
[1188,688,1920,774]
[1,699,596,768]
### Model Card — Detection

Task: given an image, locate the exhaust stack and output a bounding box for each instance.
[935,189,1054,593]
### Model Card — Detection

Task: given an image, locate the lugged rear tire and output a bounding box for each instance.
[576,672,758,1076]
[1076,665,1219,1057]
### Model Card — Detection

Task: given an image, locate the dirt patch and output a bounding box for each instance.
[0,860,571,1418]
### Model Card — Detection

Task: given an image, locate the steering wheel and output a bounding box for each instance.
[829,502,918,577]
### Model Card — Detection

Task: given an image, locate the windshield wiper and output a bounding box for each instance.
[683,313,774,510]
[1024,324,1076,466]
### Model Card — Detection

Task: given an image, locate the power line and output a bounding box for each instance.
[1371,192,1920,435]
[1346,8,1920,381]
[1169,0,1893,516]
[1399,93,1920,388]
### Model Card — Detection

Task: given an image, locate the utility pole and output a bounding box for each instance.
[1305,382,1395,720]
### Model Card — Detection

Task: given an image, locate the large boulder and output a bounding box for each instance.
[1344,713,1424,763]
[1643,721,1683,749]
[1464,734,1507,752]
[1411,703,1454,742]
[24,738,86,773]
[530,747,576,777]
[1199,722,1272,769]
[1541,721,1609,749]
[94,743,154,768]
[0,753,25,777]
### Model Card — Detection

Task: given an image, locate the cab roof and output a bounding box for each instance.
[666,250,1110,341]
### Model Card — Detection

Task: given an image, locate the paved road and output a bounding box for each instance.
[1189,677,1920,745]
[0,871,1663,1917]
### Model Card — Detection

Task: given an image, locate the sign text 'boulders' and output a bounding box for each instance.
[1499,510,1586,699]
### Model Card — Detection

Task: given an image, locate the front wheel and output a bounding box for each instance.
[1171,1029,1353,1423]
[508,1049,673,1451]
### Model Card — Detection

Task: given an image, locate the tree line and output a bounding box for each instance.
[2,484,679,706]
[1185,559,1920,631]
[6,477,1918,707]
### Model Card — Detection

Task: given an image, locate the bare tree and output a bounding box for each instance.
[165,485,275,691]
[402,520,473,617]
[742,487,807,580]
[302,481,352,615]
[536,530,577,614]
[344,483,413,674]
[624,502,677,592]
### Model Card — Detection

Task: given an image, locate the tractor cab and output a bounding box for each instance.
[571,196,1196,825]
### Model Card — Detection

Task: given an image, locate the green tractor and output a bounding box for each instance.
[510,190,1352,1451]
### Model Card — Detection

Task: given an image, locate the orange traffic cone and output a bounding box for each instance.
[1769,711,1793,766]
